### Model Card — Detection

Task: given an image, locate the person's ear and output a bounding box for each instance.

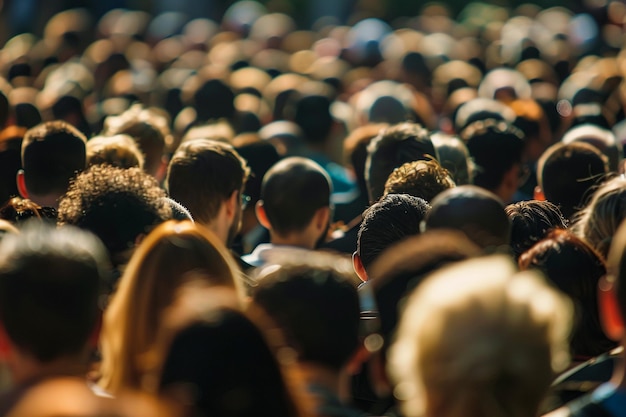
[315,206,331,231]
[154,156,169,183]
[0,323,12,359]
[598,276,625,341]
[352,252,368,282]
[16,170,28,199]
[534,185,545,201]
[255,201,272,230]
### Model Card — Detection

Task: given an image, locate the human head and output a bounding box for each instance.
[355,194,431,280]
[388,255,572,417]
[103,104,172,180]
[384,160,455,203]
[57,165,172,269]
[100,220,242,393]
[0,197,57,225]
[430,133,473,186]
[365,122,437,203]
[572,175,626,259]
[86,134,144,169]
[0,223,108,373]
[460,119,525,203]
[424,185,511,252]
[561,124,621,173]
[18,121,87,208]
[257,157,332,245]
[166,139,250,244]
[505,200,568,259]
[252,256,360,371]
[519,229,614,358]
[537,142,608,220]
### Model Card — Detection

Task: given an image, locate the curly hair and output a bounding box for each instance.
[58,165,171,265]
[384,159,455,203]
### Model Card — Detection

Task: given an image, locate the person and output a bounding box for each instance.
[166,139,250,248]
[423,185,511,252]
[536,142,608,220]
[0,223,110,415]
[251,257,364,417]
[430,132,473,186]
[86,134,145,170]
[365,122,437,203]
[561,124,622,173]
[243,157,332,268]
[98,220,243,395]
[16,120,87,209]
[57,165,172,275]
[388,255,572,417]
[547,219,626,417]
[103,104,172,181]
[519,229,615,361]
[353,193,431,282]
[383,159,455,202]
[506,200,568,259]
[460,118,525,204]
[571,175,626,259]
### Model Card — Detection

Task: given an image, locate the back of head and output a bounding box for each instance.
[538,142,608,219]
[561,124,621,172]
[21,121,87,198]
[573,175,626,258]
[430,133,473,186]
[252,256,360,371]
[365,122,437,202]
[506,200,568,259]
[519,229,613,357]
[388,255,572,417]
[167,139,249,225]
[384,160,455,203]
[357,194,431,272]
[86,134,145,169]
[261,157,332,235]
[293,94,333,144]
[425,185,511,251]
[460,119,525,196]
[0,223,108,363]
[160,308,294,417]
[57,165,171,267]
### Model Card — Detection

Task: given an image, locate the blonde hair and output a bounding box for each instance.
[99,220,243,394]
[388,255,572,417]
[572,175,626,258]
[86,134,145,169]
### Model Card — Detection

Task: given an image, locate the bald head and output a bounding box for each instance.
[424,185,510,251]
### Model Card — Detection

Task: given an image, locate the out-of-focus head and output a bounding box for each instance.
[573,175,626,259]
[0,223,109,365]
[384,159,455,203]
[537,141,608,220]
[454,98,516,133]
[252,255,360,371]
[424,185,511,252]
[86,134,144,169]
[388,255,572,417]
[561,123,622,173]
[430,132,473,186]
[356,194,430,278]
[366,122,437,203]
[57,165,172,269]
[506,200,568,259]
[519,229,614,358]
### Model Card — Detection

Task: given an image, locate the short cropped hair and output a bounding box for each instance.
[166,139,250,225]
[389,255,572,417]
[506,200,568,259]
[538,142,607,219]
[86,134,144,169]
[58,165,171,265]
[261,157,332,235]
[365,122,437,202]
[253,257,360,370]
[0,223,109,362]
[357,194,431,271]
[384,160,455,202]
[21,121,87,196]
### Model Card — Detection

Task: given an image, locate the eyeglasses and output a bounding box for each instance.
[241,194,251,210]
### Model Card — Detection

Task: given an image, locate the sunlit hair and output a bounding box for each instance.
[99,220,243,394]
[388,255,572,417]
[572,175,626,258]
[86,134,144,169]
[384,159,455,203]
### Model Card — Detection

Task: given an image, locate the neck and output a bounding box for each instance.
[198,219,229,247]
[270,231,317,250]
[8,350,89,386]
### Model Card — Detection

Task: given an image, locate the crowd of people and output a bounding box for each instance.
[0,1,626,417]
